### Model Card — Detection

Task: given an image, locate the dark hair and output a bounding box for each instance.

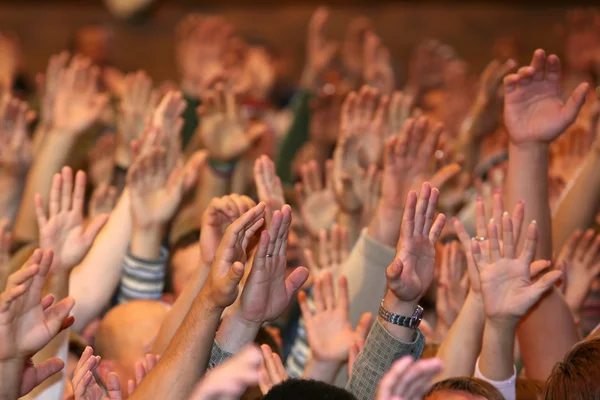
[263,379,357,400]
[544,337,600,400]
[426,377,504,400]
[516,378,544,400]
[164,229,200,294]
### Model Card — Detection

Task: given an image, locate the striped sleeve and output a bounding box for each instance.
[117,246,168,304]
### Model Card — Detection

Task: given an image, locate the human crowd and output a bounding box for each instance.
[1,5,600,400]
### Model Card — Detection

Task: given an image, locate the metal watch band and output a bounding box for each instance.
[378,300,423,329]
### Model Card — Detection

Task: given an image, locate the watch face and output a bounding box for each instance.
[410,305,424,328]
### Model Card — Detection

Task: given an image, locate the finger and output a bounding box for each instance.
[511,200,525,243]
[574,229,595,261]
[298,290,314,320]
[321,270,336,310]
[423,187,439,235]
[475,197,486,237]
[502,212,515,259]
[284,267,309,304]
[72,170,87,215]
[401,191,417,240]
[60,166,74,212]
[487,220,501,263]
[414,183,431,234]
[49,173,61,218]
[519,221,538,265]
[43,297,76,336]
[336,274,350,316]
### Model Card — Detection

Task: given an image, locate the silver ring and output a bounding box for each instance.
[265,254,273,258]
[472,236,487,242]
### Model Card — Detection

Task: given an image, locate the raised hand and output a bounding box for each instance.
[116,71,155,166]
[0,249,75,361]
[504,49,589,144]
[299,271,372,363]
[295,160,339,238]
[375,356,443,400]
[472,215,562,324]
[35,167,108,271]
[387,183,446,304]
[36,52,69,129]
[202,203,266,309]
[190,345,262,400]
[239,205,309,323]
[0,220,11,288]
[0,95,33,178]
[406,40,452,95]
[556,229,600,313]
[258,344,288,395]
[436,241,469,332]
[127,353,161,396]
[342,17,371,85]
[127,147,187,229]
[52,56,108,136]
[200,194,257,267]
[302,7,338,90]
[71,346,122,400]
[88,184,118,219]
[304,224,349,280]
[199,80,264,162]
[363,32,395,95]
[254,155,285,225]
[88,133,116,188]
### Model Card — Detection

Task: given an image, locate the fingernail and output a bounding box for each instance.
[532,220,537,224]
[503,211,509,216]
[490,218,495,223]
[476,196,482,201]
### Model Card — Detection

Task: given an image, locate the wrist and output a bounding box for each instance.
[303,358,341,384]
[215,305,262,354]
[367,204,403,248]
[0,358,24,399]
[130,224,165,260]
[484,315,519,331]
[379,290,420,342]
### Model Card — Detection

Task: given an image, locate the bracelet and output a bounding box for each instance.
[207,158,237,178]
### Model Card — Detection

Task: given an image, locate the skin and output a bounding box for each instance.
[95,300,169,392]
[170,243,201,299]
[426,391,487,400]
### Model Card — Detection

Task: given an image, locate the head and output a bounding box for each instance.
[425,377,504,400]
[544,337,600,399]
[263,379,357,400]
[165,230,201,299]
[516,378,544,400]
[70,24,114,66]
[94,300,169,391]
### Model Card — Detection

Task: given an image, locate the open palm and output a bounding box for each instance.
[504,49,588,144]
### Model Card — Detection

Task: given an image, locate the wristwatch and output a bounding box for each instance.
[378,300,424,329]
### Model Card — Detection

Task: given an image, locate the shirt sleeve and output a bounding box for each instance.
[473,357,517,400]
[208,339,234,369]
[117,246,168,304]
[346,319,425,400]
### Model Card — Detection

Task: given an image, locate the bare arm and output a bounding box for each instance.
[503,49,587,380]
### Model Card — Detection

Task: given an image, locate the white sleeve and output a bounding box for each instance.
[473,357,516,400]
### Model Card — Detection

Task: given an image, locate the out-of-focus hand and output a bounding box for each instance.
[473,216,562,326]
[201,203,266,310]
[302,7,338,90]
[556,229,600,313]
[304,223,349,280]
[299,271,372,363]
[342,17,371,86]
[35,167,108,272]
[406,40,452,95]
[116,71,156,167]
[88,184,117,219]
[0,220,11,287]
[295,160,339,238]
[36,52,69,129]
[0,249,75,360]
[199,81,265,161]
[71,346,122,400]
[52,56,108,136]
[0,95,33,178]
[254,155,285,225]
[363,32,395,95]
[88,133,116,188]
[200,194,256,267]
[190,345,261,400]
[375,356,443,400]
[258,344,288,395]
[239,205,309,323]
[504,49,589,145]
[127,353,161,397]
[435,241,469,337]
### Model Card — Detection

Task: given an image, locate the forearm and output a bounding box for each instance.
[196,166,231,214]
[69,190,132,331]
[479,319,516,381]
[302,359,340,384]
[130,225,164,260]
[508,143,579,380]
[434,292,485,382]
[338,211,362,248]
[552,149,600,251]
[152,263,210,354]
[0,359,22,400]
[131,294,223,400]
[13,132,77,242]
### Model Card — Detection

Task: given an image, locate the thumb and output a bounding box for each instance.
[45,297,75,336]
[530,270,562,302]
[285,267,309,301]
[226,261,245,287]
[386,258,404,283]
[355,312,373,340]
[31,357,65,389]
[563,82,589,125]
[182,150,208,191]
[83,214,109,245]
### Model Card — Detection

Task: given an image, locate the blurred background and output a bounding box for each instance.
[0,0,597,86]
